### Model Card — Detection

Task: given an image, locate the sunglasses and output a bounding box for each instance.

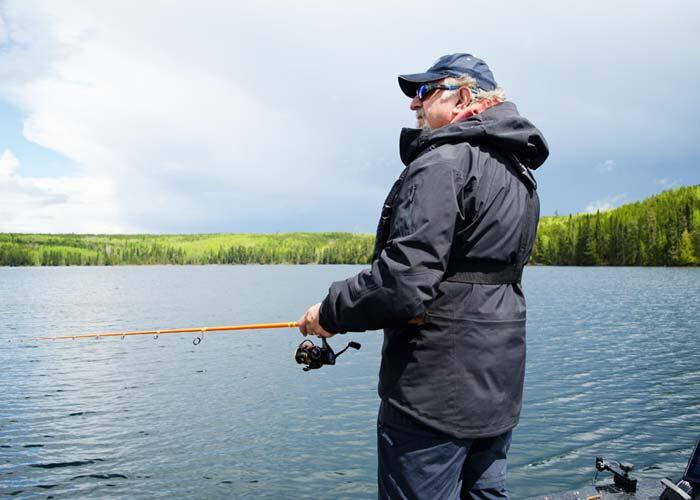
[416,83,461,101]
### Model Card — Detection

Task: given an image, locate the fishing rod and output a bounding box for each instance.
[32,321,361,371]
[33,321,300,342]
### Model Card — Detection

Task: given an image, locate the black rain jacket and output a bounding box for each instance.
[319,101,549,438]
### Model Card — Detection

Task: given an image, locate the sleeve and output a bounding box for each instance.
[319,159,464,333]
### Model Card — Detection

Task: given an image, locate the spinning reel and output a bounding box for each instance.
[294,337,361,372]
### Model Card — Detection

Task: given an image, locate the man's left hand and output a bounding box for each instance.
[298,303,334,338]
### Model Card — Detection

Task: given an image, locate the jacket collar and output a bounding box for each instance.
[398,102,549,170]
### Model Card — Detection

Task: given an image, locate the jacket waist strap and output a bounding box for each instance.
[444,261,522,285]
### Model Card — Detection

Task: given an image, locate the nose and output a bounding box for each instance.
[409,94,422,111]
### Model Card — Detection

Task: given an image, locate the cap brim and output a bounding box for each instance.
[398,72,446,98]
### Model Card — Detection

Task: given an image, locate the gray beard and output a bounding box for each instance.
[416,111,430,130]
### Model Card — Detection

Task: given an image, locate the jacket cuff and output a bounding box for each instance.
[319,295,345,334]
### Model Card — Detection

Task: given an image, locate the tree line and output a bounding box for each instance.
[1,186,698,267]
[530,186,699,266]
[0,233,375,266]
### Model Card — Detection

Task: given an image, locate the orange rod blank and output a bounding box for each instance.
[33,321,300,341]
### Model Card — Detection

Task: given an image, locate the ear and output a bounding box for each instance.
[455,87,473,109]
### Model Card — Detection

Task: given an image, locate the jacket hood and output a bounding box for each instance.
[399,101,549,169]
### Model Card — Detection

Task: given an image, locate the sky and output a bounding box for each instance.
[0,0,698,233]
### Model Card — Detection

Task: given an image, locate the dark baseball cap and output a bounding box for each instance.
[398,53,497,98]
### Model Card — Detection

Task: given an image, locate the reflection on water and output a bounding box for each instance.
[1,265,699,498]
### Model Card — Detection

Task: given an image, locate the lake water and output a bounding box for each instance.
[1,265,699,499]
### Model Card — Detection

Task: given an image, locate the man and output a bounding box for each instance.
[299,53,548,499]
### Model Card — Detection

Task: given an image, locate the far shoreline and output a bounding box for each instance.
[1,184,699,267]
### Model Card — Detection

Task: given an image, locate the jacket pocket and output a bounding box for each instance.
[416,314,526,432]
[389,184,416,237]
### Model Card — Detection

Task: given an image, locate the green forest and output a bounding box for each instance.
[530,185,699,266]
[1,185,698,267]
[0,232,375,266]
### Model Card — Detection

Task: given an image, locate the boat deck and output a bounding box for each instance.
[528,479,664,499]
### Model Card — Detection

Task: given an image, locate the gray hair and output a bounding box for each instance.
[440,75,506,103]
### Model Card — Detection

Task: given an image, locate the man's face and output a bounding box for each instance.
[410,79,459,129]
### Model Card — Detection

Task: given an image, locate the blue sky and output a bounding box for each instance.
[0,0,698,233]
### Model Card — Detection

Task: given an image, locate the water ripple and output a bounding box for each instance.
[1,265,699,498]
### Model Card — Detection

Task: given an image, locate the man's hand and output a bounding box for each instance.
[298,303,335,338]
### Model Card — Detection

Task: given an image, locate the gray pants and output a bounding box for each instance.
[377,401,512,500]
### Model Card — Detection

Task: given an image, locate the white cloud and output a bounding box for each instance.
[0,0,698,231]
[0,149,19,176]
[0,1,366,232]
[0,13,7,45]
[596,159,615,173]
[0,149,123,232]
[584,194,627,213]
